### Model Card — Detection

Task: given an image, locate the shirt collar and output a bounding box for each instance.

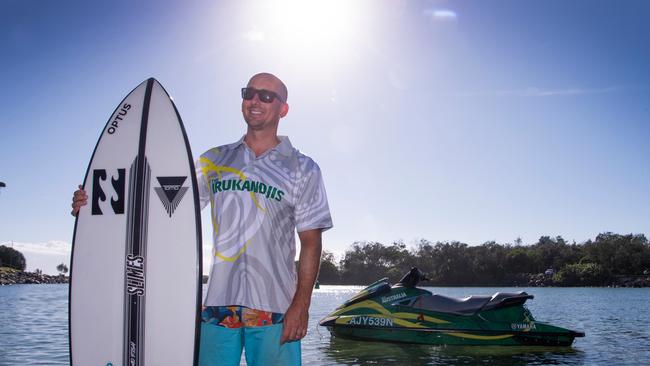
[227,135,293,157]
[275,136,294,157]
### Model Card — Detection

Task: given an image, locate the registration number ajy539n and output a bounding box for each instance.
[348,316,394,327]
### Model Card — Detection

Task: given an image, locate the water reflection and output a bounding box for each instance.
[321,335,586,366]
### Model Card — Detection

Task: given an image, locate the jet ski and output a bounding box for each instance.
[319,268,585,346]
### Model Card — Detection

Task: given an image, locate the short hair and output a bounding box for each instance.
[249,73,288,102]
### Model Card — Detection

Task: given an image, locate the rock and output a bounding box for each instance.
[526,273,554,287]
[0,269,69,285]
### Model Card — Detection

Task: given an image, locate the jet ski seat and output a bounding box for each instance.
[482,292,533,311]
[410,291,533,315]
[411,294,491,315]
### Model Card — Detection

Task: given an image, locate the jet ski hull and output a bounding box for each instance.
[322,321,583,346]
[319,268,584,346]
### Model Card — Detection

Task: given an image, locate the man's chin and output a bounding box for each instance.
[245,121,268,131]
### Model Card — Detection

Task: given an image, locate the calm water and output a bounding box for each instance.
[1,284,649,365]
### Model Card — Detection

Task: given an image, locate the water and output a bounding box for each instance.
[0,285,69,365]
[1,285,649,365]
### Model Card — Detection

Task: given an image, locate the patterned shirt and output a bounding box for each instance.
[197,136,333,313]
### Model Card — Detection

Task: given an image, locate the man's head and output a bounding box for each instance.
[241,73,289,132]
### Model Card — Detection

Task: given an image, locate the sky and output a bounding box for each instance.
[1,0,649,274]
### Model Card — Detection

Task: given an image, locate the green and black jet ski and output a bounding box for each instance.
[319,268,585,346]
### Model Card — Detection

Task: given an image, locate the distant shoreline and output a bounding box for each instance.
[316,273,650,288]
[0,268,69,285]
[1,270,647,288]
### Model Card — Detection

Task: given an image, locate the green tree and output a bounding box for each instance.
[528,236,581,273]
[582,233,649,275]
[339,241,413,284]
[334,232,647,287]
[505,247,535,274]
[554,263,609,286]
[56,263,69,275]
[0,245,26,271]
[318,251,340,284]
[469,242,508,285]
[410,239,436,276]
[425,241,472,285]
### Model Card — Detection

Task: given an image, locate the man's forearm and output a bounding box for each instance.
[292,229,323,307]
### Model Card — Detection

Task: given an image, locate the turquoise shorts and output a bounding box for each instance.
[199,309,301,366]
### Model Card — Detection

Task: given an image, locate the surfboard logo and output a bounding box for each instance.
[154,176,188,217]
[125,254,145,296]
[91,168,126,215]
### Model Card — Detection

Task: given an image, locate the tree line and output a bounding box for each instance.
[5,232,648,286]
[317,232,650,286]
[0,245,68,274]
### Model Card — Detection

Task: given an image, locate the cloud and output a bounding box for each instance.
[439,86,622,97]
[3,240,71,255]
[423,9,458,22]
[433,10,457,21]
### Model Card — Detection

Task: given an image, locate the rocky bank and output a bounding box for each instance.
[0,269,69,285]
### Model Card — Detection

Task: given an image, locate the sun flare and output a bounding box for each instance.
[241,0,366,74]
[269,0,357,46]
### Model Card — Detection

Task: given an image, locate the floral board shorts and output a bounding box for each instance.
[199,306,301,366]
[201,305,285,328]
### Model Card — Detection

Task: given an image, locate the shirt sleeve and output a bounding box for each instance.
[195,157,210,210]
[295,163,333,233]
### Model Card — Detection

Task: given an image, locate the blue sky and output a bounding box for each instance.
[1,0,649,274]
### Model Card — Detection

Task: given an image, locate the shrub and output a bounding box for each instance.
[0,245,26,271]
[554,263,609,286]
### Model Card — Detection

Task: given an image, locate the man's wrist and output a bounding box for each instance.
[290,295,311,310]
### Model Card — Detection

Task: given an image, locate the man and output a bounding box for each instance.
[72,73,333,365]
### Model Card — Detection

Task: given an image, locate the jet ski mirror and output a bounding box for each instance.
[397,267,428,288]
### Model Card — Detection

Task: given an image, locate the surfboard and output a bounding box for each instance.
[69,78,202,366]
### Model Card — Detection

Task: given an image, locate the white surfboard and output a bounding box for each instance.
[69,78,202,366]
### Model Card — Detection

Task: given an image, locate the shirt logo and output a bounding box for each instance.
[210,178,284,202]
[198,159,269,263]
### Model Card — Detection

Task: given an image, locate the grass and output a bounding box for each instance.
[0,266,21,274]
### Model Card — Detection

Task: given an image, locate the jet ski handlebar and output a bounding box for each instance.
[397,267,429,288]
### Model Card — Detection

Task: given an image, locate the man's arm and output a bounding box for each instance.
[280,228,322,344]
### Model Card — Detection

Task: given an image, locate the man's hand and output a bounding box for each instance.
[71,184,87,216]
[280,301,309,344]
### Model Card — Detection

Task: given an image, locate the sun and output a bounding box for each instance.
[269,0,357,47]
[241,0,366,74]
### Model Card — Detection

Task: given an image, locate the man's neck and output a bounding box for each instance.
[244,130,280,157]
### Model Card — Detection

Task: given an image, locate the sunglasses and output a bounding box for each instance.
[241,87,285,103]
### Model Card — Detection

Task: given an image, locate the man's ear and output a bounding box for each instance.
[280,103,289,118]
